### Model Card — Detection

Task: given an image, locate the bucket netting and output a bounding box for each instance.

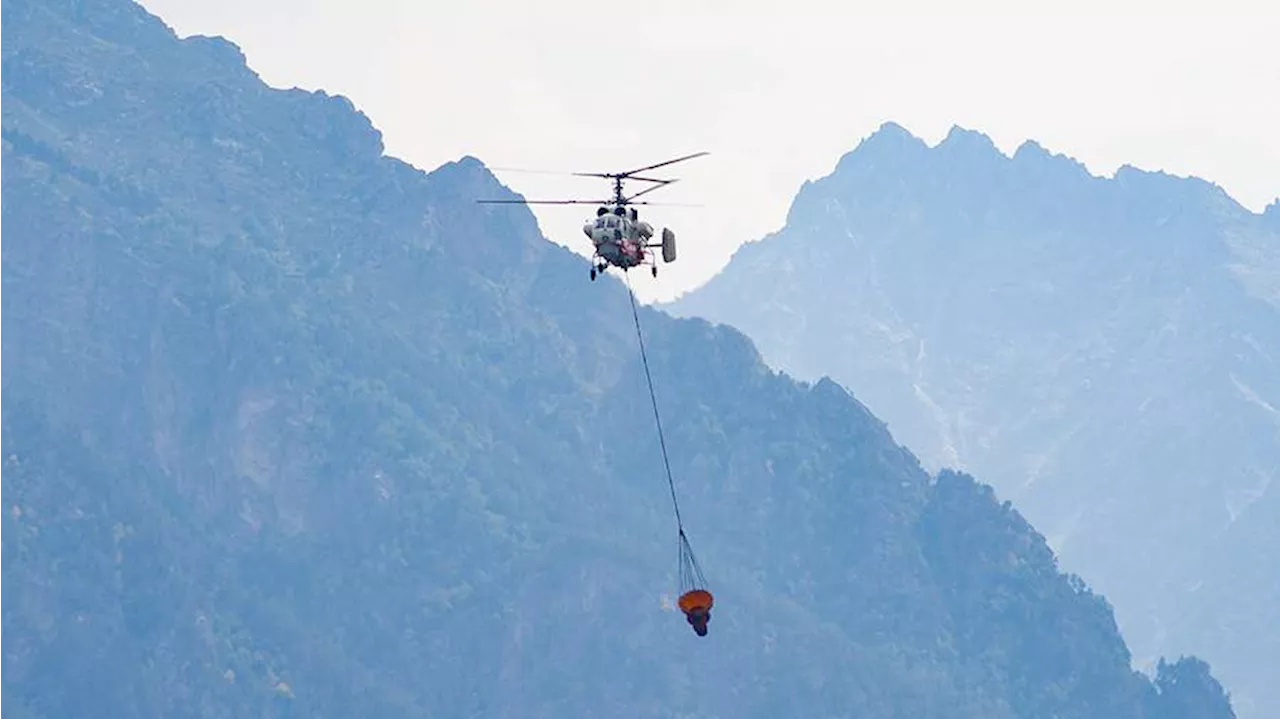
[678,529,708,594]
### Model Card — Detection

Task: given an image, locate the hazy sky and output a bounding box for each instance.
[139,0,1279,302]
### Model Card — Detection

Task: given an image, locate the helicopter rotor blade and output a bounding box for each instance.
[489,167,668,183]
[488,166,585,177]
[625,175,676,183]
[478,152,707,207]
[625,179,677,202]
[570,152,709,180]
[570,172,670,185]
[476,199,605,205]
[628,200,703,207]
[617,151,709,177]
[476,198,701,207]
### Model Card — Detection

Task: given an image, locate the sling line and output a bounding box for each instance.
[624,273,708,593]
[624,272,685,532]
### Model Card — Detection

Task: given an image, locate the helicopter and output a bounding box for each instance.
[478,152,708,281]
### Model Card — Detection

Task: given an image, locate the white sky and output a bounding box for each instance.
[139,0,1280,303]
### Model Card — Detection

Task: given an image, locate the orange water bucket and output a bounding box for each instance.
[678,589,714,615]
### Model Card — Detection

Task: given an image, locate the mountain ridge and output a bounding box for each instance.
[2,1,1240,717]
[663,118,1277,717]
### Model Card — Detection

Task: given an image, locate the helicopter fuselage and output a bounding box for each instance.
[584,207,655,269]
[477,151,702,282]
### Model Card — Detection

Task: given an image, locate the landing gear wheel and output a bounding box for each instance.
[590,268,597,281]
[652,266,658,278]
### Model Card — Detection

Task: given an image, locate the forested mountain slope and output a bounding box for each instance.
[665,121,1278,716]
[1,1,1237,717]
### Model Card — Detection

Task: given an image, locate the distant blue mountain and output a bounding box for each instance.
[665,120,1278,717]
[1,1,1238,717]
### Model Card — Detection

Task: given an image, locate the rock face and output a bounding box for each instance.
[2,1,1237,717]
[665,120,1278,716]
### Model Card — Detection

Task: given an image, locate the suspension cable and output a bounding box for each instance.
[624,272,685,533]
